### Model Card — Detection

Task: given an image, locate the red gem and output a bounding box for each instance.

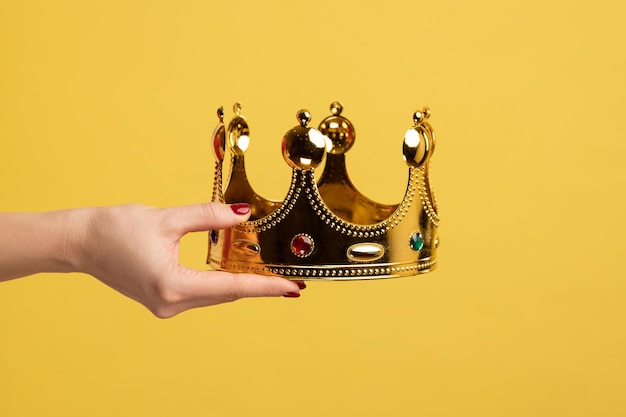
[291,234,313,257]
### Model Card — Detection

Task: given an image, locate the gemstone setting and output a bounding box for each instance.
[231,240,260,257]
[347,243,385,262]
[409,232,424,251]
[291,233,314,258]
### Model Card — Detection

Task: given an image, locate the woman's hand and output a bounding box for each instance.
[0,203,304,318]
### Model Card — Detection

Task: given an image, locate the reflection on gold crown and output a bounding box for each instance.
[207,101,440,280]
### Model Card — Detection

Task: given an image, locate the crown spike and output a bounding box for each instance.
[222,102,282,220]
[317,102,397,225]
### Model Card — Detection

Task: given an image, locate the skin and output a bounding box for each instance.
[0,203,303,318]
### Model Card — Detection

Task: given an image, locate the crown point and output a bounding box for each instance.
[233,102,243,116]
[330,101,344,115]
[297,109,312,127]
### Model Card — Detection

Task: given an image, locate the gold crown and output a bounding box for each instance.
[207,101,440,280]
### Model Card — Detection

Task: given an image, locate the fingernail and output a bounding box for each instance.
[230,203,251,215]
[295,281,307,290]
[283,292,301,298]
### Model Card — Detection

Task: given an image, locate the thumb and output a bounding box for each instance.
[182,270,301,302]
[159,202,251,234]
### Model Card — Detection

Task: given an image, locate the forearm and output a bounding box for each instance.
[0,209,87,281]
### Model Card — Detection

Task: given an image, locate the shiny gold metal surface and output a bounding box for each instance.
[318,101,355,154]
[207,102,440,280]
[281,110,327,169]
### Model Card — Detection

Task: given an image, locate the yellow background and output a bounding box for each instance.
[1,0,625,416]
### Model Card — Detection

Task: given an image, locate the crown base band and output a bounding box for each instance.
[209,258,437,280]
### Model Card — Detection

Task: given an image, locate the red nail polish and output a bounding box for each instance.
[231,203,251,215]
[295,281,307,290]
[283,292,301,298]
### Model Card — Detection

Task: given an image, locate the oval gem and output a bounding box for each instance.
[210,230,219,245]
[409,232,424,251]
[231,240,260,257]
[347,243,385,262]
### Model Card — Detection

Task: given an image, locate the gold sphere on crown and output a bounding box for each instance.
[227,102,250,155]
[282,109,327,169]
[318,101,356,155]
[403,107,434,168]
[211,106,226,161]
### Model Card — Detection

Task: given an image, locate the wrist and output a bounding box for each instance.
[0,208,95,281]
[58,207,93,273]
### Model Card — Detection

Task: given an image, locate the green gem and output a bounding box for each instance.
[410,232,424,251]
